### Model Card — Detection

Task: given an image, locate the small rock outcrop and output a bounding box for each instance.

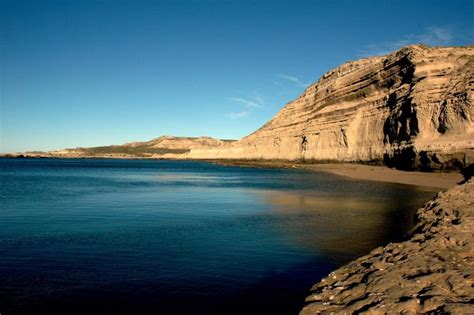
[189,45,474,171]
[300,180,474,314]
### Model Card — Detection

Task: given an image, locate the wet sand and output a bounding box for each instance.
[207,160,463,189]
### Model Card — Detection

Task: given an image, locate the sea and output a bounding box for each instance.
[0,158,437,314]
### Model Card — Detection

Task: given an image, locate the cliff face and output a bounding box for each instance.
[189,45,474,170]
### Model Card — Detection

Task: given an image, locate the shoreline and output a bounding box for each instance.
[1,156,463,189]
[205,160,463,190]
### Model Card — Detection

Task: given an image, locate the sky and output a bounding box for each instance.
[1,0,473,153]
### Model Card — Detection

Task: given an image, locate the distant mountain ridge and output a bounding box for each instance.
[7,136,235,158]
[123,136,234,150]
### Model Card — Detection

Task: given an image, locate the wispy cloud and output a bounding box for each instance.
[418,26,453,45]
[226,96,264,119]
[227,111,249,119]
[276,74,311,88]
[229,97,263,108]
[277,74,300,83]
[357,26,455,57]
[253,95,264,105]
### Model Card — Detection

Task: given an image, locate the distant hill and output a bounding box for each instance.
[7,136,235,158]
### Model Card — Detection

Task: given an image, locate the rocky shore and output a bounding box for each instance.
[301,180,474,314]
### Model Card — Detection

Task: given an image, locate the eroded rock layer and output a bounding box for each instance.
[189,45,474,170]
[300,180,474,314]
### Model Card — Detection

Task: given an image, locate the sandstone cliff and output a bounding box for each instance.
[300,180,474,314]
[189,45,474,171]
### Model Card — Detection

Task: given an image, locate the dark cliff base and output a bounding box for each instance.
[383,147,474,172]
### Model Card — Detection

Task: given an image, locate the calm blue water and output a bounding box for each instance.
[0,158,436,314]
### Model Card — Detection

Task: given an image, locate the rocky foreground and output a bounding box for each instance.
[301,180,474,314]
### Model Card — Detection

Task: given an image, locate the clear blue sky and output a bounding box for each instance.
[1,0,473,153]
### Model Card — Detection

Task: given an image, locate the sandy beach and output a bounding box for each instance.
[207,160,463,190]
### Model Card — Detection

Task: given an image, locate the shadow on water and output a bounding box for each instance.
[257,185,435,264]
[2,261,335,315]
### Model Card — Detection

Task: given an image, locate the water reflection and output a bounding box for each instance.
[257,187,436,263]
